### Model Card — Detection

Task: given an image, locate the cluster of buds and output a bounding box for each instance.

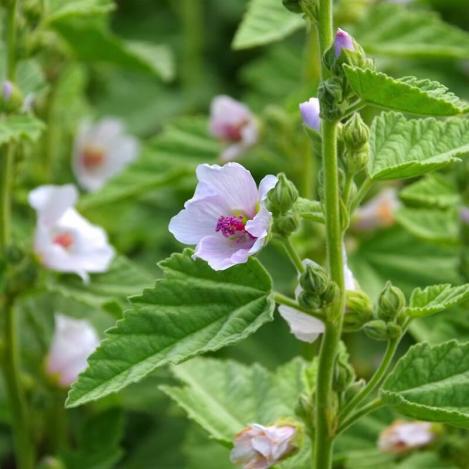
[341,113,369,175]
[363,281,407,341]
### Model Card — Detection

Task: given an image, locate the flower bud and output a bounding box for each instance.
[320,282,338,307]
[344,378,366,401]
[334,28,355,57]
[377,281,406,322]
[298,290,321,311]
[386,322,402,339]
[343,290,373,332]
[318,79,344,120]
[299,260,329,295]
[272,212,299,237]
[363,319,389,341]
[299,97,320,131]
[267,173,298,216]
[343,113,369,151]
[1,80,23,113]
[334,348,355,393]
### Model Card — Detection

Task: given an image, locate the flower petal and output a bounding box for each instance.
[278,306,325,343]
[258,175,278,201]
[245,206,271,239]
[194,235,250,270]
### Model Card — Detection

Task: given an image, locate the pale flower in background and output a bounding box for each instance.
[29,184,115,282]
[378,420,435,454]
[169,163,277,270]
[73,118,139,192]
[299,97,321,131]
[209,95,258,161]
[353,187,400,231]
[230,423,297,469]
[46,314,99,387]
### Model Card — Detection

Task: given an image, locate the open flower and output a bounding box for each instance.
[353,188,400,232]
[46,314,99,387]
[378,420,436,454]
[209,95,258,161]
[299,97,320,131]
[169,163,277,271]
[73,118,139,192]
[335,28,355,57]
[231,423,297,469]
[279,259,358,343]
[29,184,115,282]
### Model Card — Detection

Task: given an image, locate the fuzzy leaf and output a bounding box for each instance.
[355,4,469,59]
[406,284,469,318]
[66,251,275,408]
[0,115,45,145]
[232,0,304,50]
[400,174,459,209]
[369,113,469,180]
[344,66,468,116]
[381,340,469,427]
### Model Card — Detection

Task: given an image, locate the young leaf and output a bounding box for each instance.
[344,66,468,116]
[395,207,458,244]
[232,0,304,50]
[354,4,469,59]
[406,284,469,318]
[400,174,459,209]
[381,340,469,428]
[66,251,275,408]
[0,115,45,145]
[161,357,305,444]
[369,112,469,180]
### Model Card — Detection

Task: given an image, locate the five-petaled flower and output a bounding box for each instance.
[73,117,139,192]
[169,162,277,270]
[46,314,100,387]
[378,420,435,454]
[209,95,259,161]
[299,97,321,131]
[334,28,355,57]
[230,423,297,469]
[29,184,115,282]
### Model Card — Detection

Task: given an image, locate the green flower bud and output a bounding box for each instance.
[298,290,321,311]
[320,282,338,307]
[299,260,329,295]
[377,281,406,322]
[267,173,299,215]
[343,113,369,151]
[344,378,366,402]
[363,319,389,341]
[386,322,402,340]
[346,146,369,175]
[1,81,23,113]
[343,290,373,332]
[318,78,344,120]
[334,353,355,393]
[272,212,299,237]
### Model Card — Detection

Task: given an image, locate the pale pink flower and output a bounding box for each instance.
[378,420,435,454]
[29,184,114,282]
[299,97,320,131]
[279,259,357,343]
[353,188,400,231]
[73,118,139,192]
[209,95,258,161]
[46,314,99,387]
[231,423,297,469]
[169,163,277,270]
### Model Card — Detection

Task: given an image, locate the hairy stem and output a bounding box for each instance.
[280,237,305,274]
[274,292,325,321]
[338,398,384,435]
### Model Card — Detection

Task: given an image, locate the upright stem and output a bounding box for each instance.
[313,3,345,468]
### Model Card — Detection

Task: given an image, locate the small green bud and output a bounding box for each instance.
[267,173,299,215]
[377,281,406,322]
[344,378,366,402]
[320,282,338,307]
[298,290,321,311]
[363,319,389,341]
[1,81,23,113]
[272,212,299,237]
[343,113,369,151]
[318,78,344,120]
[334,353,355,393]
[386,322,402,339]
[299,260,329,295]
[343,290,373,332]
[346,146,369,175]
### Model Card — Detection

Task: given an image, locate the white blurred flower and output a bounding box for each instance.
[378,420,435,454]
[231,423,297,469]
[209,95,258,161]
[29,184,115,282]
[353,188,400,231]
[46,314,99,387]
[73,118,139,192]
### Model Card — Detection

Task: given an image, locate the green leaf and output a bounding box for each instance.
[161,357,305,444]
[381,340,469,427]
[0,115,45,145]
[232,0,304,50]
[294,197,324,223]
[406,284,469,318]
[45,0,114,24]
[344,66,468,116]
[369,112,469,180]
[400,174,459,209]
[395,207,458,244]
[66,251,275,408]
[52,19,174,81]
[355,4,469,59]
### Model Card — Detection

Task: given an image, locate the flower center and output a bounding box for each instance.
[216,215,255,241]
[53,232,74,249]
[223,118,249,142]
[81,146,105,170]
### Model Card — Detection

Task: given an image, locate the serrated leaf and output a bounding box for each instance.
[369,113,469,180]
[45,0,114,24]
[344,66,468,116]
[400,174,459,209]
[161,357,305,444]
[52,19,174,80]
[355,4,469,59]
[381,340,469,427]
[232,0,304,50]
[395,207,458,244]
[0,115,45,145]
[66,251,275,408]
[406,284,469,318]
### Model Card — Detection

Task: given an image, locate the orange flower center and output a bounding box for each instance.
[82,146,105,170]
[53,232,74,249]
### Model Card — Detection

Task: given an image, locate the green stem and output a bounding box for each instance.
[338,398,383,436]
[273,292,325,321]
[279,237,305,274]
[339,337,401,421]
[342,172,354,210]
[0,144,14,248]
[350,176,372,213]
